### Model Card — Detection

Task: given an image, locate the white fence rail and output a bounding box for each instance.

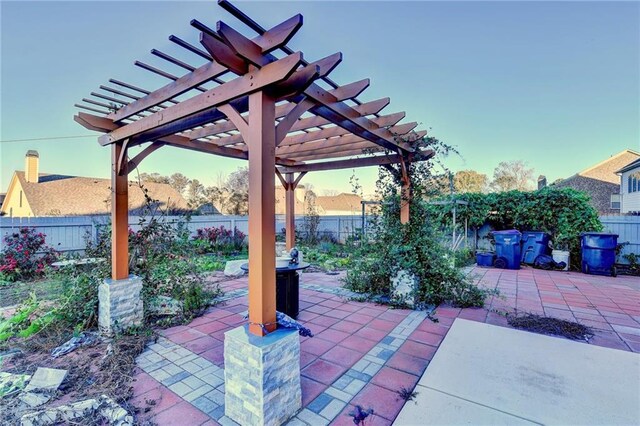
[1,214,638,260]
[0,214,372,253]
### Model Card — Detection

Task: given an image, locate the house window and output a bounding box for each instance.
[630,176,634,193]
[611,194,621,210]
[19,191,23,207]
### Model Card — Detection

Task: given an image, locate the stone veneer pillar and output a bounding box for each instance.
[224,325,301,425]
[98,275,144,335]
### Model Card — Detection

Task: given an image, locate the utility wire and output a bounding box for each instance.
[0,135,96,143]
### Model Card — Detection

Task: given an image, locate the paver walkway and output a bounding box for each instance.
[131,267,640,425]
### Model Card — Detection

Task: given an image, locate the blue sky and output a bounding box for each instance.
[1,1,638,196]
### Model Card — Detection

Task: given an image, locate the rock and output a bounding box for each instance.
[224,259,247,277]
[24,368,67,393]
[391,269,418,307]
[19,391,51,408]
[51,332,99,358]
[148,295,183,316]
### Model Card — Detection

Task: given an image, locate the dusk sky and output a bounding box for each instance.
[1,1,638,196]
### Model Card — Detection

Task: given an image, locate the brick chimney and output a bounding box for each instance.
[25,150,39,183]
[537,175,547,190]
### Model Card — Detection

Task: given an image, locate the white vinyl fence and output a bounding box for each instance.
[0,214,373,253]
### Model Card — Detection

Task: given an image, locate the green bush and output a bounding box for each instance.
[427,188,603,269]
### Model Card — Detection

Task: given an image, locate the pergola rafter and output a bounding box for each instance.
[74,0,434,339]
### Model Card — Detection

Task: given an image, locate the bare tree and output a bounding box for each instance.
[169,173,191,196]
[491,160,535,192]
[454,170,488,193]
[224,167,249,215]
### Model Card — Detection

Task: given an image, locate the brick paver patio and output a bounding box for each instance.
[131,267,640,425]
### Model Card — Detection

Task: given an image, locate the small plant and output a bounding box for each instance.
[192,226,246,254]
[349,405,374,425]
[397,386,418,402]
[0,228,58,281]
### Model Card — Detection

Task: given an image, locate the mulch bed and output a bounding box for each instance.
[507,313,594,341]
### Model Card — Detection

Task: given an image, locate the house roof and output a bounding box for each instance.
[555,149,640,186]
[316,193,362,213]
[616,157,640,174]
[13,171,189,216]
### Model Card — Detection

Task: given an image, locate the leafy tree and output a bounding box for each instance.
[169,173,191,196]
[224,167,249,215]
[491,160,534,192]
[454,170,488,193]
[139,172,169,184]
[187,179,206,209]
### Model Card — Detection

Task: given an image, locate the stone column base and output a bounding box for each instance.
[98,275,144,335]
[224,325,301,426]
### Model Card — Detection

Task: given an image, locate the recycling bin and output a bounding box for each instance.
[492,230,522,270]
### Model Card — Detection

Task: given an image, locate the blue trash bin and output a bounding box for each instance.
[521,231,551,265]
[476,252,495,267]
[492,230,522,270]
[581,232,618,277]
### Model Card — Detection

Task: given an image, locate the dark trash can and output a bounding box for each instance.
[476,252,495,267]
[581,233,618,277]
[493,230,522,270]
[521,231,551,265]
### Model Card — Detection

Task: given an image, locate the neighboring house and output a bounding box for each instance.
[550,149,640,214]
[617,158,640,214]
[274,186,363,216]
[1,151,189,217]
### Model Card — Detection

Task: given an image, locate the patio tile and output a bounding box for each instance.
[338,335,378,353]
[301,337,336,356]
[356,328,388,342]
[398,340,438,360]
[168,329,208,345]
[199,348,225,367]
[316,329,351,343]
[407,330,444,347]
[301,376,327,406]
[321,346,363,368]
[193,321,230,335]
[151,400,210,426]
[302,359,348,385]
[131,372,161,396]
[331,320,363,334]
[370,366,419,392]
[368,319,397,332]
[183,336,223,354]
[350,383,406,421]
[345,313,375,325]
[331,404,392,426]
[386,351,429,377]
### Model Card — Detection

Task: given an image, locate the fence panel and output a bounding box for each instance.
[600,215,640,261]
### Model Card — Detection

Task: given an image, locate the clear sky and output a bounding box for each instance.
[1,1,638,196]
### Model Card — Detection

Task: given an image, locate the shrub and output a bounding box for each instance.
[193,226,246,254]
[0,228,58,281]
[427,188,603,269]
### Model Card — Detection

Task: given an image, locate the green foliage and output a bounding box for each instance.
[344,136,494,308]
[0,228,59,282]
[427,188,603,269]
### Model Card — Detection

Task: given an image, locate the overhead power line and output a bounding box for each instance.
[0,135,96,144]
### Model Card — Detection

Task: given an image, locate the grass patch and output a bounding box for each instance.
[507,313,594,341]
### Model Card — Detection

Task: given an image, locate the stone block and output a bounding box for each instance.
[98,275,144,335]
[224,260,247,277]
[224,325,301,426]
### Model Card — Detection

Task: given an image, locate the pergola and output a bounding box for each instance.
[75,0,434,338]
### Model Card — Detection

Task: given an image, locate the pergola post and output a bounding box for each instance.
[246,90,277,337]
[98,140,143,335]
[400,178,411,224]
[111,141,129,280]
[284,173,296,250]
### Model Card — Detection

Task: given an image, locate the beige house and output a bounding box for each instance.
[1,151,189,217]
[274,185,362,216]
[550,149,640,214]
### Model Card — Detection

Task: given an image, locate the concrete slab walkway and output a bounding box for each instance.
[394,319,640,425]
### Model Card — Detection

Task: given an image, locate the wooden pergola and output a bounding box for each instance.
[75,0,434,337]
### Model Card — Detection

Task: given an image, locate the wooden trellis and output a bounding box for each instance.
[75,0,434,336]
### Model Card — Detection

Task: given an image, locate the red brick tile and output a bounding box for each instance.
[132,385,182,417]
[416,320,450,336]
[331,320,363,334]
[192,320,229,335]
[346,313,376,325]
[151,400,210,425]
[386,352,429,376]
[301,359,347,385]
[301,337,336,356]
[324,309,352,320]
[159,325,190,337]
[309,315,341,328]
[307,304,333,315]
[435,306,462,318]
[167,329,207,345]
[131,372,161,396]
[182,335,222,354]
[368,319,396,332]
[300,350,318,369]
[357,327,388,342]
[321,345,363,368]
[398,340,437,360]
[350,383,406,421]
[200,347,225,367]
[457,308,489,322]
[301,376,327,406]
[408,330,444,347]
[297,311,320,321]
[316,329,351,343]
[218,313,245,326]
[371,366,418,392]
[339,335,379,353]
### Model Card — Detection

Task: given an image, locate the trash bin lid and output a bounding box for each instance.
[580,232,618,237]
[492,230,522,235]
